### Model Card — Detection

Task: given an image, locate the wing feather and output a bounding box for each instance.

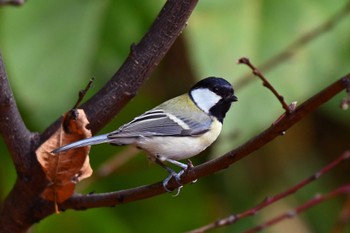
[107,109,211,139]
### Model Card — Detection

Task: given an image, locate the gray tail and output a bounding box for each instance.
[51,134,111,153]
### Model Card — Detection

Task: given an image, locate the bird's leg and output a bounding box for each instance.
[154,157,183,193]
[165,158,196,183]
[165,158,188,169]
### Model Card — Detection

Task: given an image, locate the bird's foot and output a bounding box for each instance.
[157,157,197,194]
[163,170,183,195]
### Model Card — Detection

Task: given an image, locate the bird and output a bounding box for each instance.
[52,77,238,192]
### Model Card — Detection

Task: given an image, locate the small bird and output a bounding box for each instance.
[52,77,237,191]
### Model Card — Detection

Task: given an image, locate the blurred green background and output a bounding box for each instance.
[1,0,350,232]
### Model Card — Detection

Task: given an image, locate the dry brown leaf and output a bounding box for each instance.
[36,109,93,206]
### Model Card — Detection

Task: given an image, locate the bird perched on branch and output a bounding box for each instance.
[52,77,238,192]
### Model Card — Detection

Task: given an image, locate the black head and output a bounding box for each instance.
[190,77,238,123]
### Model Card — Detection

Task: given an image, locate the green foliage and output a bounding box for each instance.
[1,0,349,232]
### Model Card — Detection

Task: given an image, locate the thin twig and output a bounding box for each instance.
[73,77,95,109]
[60,74,350,211]
[62,78,95,133]
[238,57,293,113]
[236,1,350,89]
[244,183,350,233]
[188,151,350,233]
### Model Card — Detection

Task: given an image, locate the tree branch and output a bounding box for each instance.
[244,183,350,233]
[0,0,199,232]
[61,74,350,210]
[41,0,198,141]
[0,54,50,233]
[0,53,35,174]
[236,1,350,89]
[188,151,350,233]
[81,0,198,135]
[238,57,293,114]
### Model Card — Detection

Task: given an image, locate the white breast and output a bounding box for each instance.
[135,120,222,161]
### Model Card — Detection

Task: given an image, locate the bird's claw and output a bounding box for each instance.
[162,171,183,194]
[174,169,185,182]
[161,159,197,194]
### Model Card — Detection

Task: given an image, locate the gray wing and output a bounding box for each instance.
[107,109,212,139]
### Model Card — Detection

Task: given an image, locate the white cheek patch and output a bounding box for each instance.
[191,88,221,113]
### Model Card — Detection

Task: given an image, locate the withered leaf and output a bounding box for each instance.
[36,109,93,205]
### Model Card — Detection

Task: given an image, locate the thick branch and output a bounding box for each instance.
[0,53,35,173]
[61,74,350,210]
[41,0,198,141]
[0,55,49,233]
